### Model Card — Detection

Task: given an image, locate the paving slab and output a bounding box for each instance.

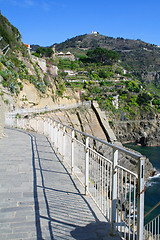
[0,128,121,240]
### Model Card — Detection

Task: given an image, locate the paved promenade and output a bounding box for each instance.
[0,128,121,240]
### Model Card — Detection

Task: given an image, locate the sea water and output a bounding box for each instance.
[124,143,160,224]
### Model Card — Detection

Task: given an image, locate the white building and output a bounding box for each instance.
[112,95,119,109]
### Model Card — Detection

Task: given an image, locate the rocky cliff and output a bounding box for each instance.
[111,120,160,146]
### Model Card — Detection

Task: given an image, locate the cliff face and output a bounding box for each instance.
[0,96,5,138]
[111,120,160,146]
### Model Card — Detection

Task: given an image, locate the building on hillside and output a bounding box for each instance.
[112,95,119,109]
[91,31,98,35]
[122,69,127,75]
[56,51,75,61]
[64,70,76,76]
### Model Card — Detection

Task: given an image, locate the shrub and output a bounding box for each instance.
[137,92,152,105]
[0,62,3,70]
[126,80,140,93]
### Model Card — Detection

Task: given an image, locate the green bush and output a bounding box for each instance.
[126,80,140,92]
[137,92,152,105]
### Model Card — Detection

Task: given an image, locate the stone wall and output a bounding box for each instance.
[0,97,5,138]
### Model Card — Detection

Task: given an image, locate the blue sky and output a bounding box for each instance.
[0,0,160,46]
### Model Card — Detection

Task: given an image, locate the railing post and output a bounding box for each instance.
[53,121,56,147]
[43,117,45,135]
[62,126,66,162]
[71,130,75,175]
[57,123,60,152]
[137,157,145,240]
[22,118,24,129]
[16,117,18,128]
[51,120,54,143]
[111,147,118,235]
[85,136,89,195]
[47,118,50,137]
[36,117,39,132]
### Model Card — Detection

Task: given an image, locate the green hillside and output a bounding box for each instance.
[54,33,160,95]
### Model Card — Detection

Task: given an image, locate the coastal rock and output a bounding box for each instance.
[111,120,160,146]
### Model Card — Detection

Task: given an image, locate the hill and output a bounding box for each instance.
[54,33,160,94]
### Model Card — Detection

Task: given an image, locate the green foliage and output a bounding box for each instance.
[58,59,75,70]
[36,47,53,58]
[0,14,21,48]
[126,80,140,92]
[137,92,152,105]
[152,98,160,106]
[56,80,66,97]
[98,69,112,79]
[86,47,119,65]
[32,52,40,58]
[43,75,51,87]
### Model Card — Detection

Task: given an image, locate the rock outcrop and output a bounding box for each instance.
[111,120,160,146]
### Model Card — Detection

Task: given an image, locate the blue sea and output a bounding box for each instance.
[124,143,160,224]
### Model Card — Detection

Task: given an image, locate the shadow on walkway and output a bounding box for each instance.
[5,128,120,240]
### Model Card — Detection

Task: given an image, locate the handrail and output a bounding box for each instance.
[5,101,90,116]
[144,201,160,218]
[48,116,143,160]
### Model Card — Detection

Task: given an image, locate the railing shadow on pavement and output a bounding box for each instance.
[7,127,114,239]
[5,114,145,240]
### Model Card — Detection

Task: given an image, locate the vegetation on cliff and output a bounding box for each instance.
[0,12,160,122]
[54,34,160,96]
[0,13,57,100]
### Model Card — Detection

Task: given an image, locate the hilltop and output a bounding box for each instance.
[52,33,160,94]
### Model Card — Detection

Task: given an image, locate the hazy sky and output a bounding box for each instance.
[0,0,160,46]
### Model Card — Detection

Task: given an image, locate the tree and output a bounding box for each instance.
[36,47,53,58]
[137,92,152,105]
[86,47,119,65]
[126,80,140,93]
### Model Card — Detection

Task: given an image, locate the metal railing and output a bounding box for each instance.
[144,202,160,240]
[5,101,90,117]
[5,114,145,240]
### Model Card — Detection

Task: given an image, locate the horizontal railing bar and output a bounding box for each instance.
[5,102,90,116]
[5,112,143,160]
[88,147,113,165]
[74,138,85,147]
[48,116,142,160]
[117,165,138,178]
[144,201,160,218]
[144,214,160,226]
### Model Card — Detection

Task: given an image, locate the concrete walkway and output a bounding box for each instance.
[0,128,121,240]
